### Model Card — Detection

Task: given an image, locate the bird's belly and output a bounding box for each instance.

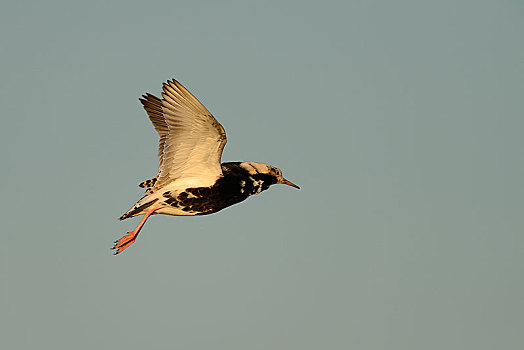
[158,184,250,216]
[155,205,199,216]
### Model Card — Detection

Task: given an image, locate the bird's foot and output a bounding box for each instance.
[111,231,138,255]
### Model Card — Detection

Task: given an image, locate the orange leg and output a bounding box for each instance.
[112,206,160,255]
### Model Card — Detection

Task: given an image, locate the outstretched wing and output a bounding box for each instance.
[154,79,227,189]
[139,93,168,171]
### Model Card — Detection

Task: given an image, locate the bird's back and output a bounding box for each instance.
[120,162,277,220]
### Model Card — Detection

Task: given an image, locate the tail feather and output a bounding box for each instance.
[119,198,159,221]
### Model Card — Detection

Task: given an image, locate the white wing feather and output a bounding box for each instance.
[154,79,227,188]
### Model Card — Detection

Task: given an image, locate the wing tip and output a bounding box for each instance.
[139,93,161,106]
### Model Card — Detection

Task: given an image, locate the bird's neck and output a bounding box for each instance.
[244,174,275,195]
[220,162,276,196]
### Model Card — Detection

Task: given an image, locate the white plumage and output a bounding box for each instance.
[156,80,227,188]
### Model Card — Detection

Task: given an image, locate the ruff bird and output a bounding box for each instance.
[113,79,299,254]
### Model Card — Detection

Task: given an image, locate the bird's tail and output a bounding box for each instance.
[119,198,159,221]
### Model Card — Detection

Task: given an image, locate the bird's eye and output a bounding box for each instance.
[276,170,281,176]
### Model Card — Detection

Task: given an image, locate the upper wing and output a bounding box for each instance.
[154,79,227,188]
[139,93,168,171]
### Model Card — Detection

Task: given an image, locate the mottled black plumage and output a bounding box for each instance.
[160,162,278,216]
[138,177,157,188]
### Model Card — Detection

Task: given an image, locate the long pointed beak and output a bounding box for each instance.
[281,178,300,189]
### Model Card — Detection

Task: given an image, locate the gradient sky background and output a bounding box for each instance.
[1,1,523,349]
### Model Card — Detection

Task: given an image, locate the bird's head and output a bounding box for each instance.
[240,161,300,189]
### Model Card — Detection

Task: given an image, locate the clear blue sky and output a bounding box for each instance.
[1,1,523,349]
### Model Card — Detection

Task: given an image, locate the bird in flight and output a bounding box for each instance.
[113,79,300,255]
